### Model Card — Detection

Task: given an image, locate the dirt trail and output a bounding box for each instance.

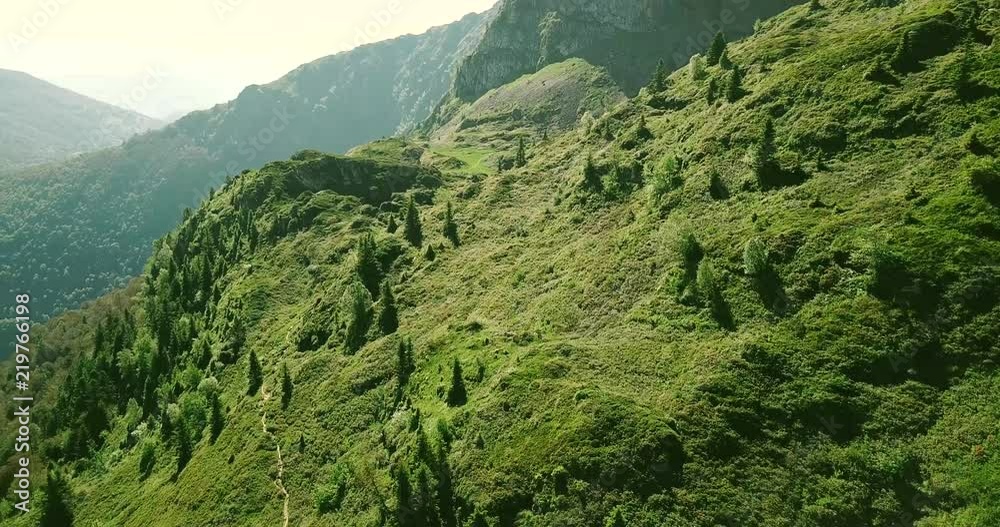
[260,389,290,527]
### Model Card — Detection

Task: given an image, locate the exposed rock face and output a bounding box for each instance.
[452,0,796,101]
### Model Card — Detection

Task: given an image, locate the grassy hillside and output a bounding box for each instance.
[0,9,492,330]
[2,0,1000,526]
[0,69,160,170]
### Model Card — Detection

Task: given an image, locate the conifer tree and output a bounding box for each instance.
[707,77,718,105]
[378,280,399,335]
[281,362,293,410]
[719,47,733,70]
[726,66,743,102]
[707,31,727,66]
[41,466,74,527]
[424,244,437,261]
[395,467,414,527]
[891,30,918,72]
[689,54,705,81]
[247,350,262,395]
[809,0,821,11]
[176,417,192,473]
[354,232,381,296]
[209,393,223,442]
[386,214,399,234]
[443,202,460,247]
[515,137,528,168]
[344,282,373,353]
[751,117,778,186]
[447,358,467,407]
[403,196,423,247]
[397,338,415,385]
[651,59,669,91]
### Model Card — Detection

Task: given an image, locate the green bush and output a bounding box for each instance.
[966,157,1000,202]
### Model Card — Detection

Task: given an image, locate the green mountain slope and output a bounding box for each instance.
[0,9,493,327]
[0,69,160,171]
[3,0,1000,526]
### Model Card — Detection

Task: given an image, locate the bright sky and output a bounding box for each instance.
[0,0,497,119]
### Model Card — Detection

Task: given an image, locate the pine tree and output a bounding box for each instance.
[397,338,415,385]
[707,77,718,105]
[209,393,224,442]
[344,282,373,353]
[395,466,414,527]
[515,137,528,168]
[354,233,381,296]
[176,417,192,473]
[726,66,743,102]
[743,237,770,277]
[651,59,669,91]
[809,0,821,11]
[707,32,727,66]
[280,362,293,410]
[424,244,437,261]
[751,117,778,186]
[378,280,399,335]
[386,214,399,234]
[41,466,74,527]
[447,358,467,407]
[443,201,460,247]
[719,47,732,70]
[403,196,423,247]
[247,350,262,395]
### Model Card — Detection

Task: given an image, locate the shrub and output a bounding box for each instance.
[281,362,293,409]
[583,154,603,192]
[966,157,1000,203]
[443,201,459,247]
[139,441,156,478]
[649,154,683,207]
[689,54,706,81]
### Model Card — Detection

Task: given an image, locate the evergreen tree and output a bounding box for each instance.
[743,237,770,277]
[689,54,706,81]
[447,358,468,407]
[707,32,727,65]
[954,38,974,98]
[424,244,437,262]
[403,196,423,247]
[515,137,528,168]
[809,0,821,11]
[726,66,743,102]
[706,77,718,105]
[751,117,778,186]
[344,282,373,353]
[891,30,918,72]
[298,433,306,453]
[386,214,399,234]
[378,280,399,335]
[719,47,733,70]
[354,232,381,296]
[41,466,74,527]
[209,393,224,442]
[247,350,262,395]
[651,58,669,91]
[397,338,415,385]
[281,362,293,410]
[395,466,414,527]
[176,417,192,473]
[443,201,460,247]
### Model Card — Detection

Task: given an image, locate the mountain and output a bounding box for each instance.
[0,9,494,326]
[2,0,998,525]
[0,69,160,171]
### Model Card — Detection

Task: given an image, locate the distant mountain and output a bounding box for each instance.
[0,9,495,324]
[0,69,161,170]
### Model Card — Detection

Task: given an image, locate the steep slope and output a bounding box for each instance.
[0,10,493,327]
[0,69,160,170]
[2,0,1000,526]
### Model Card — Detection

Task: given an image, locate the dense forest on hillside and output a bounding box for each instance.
[2,0,1000,525]
[0,10,492,330]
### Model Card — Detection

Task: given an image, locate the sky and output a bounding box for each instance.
[0,0,497,120]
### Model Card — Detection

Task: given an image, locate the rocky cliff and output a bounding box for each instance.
[451,0,796,102]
